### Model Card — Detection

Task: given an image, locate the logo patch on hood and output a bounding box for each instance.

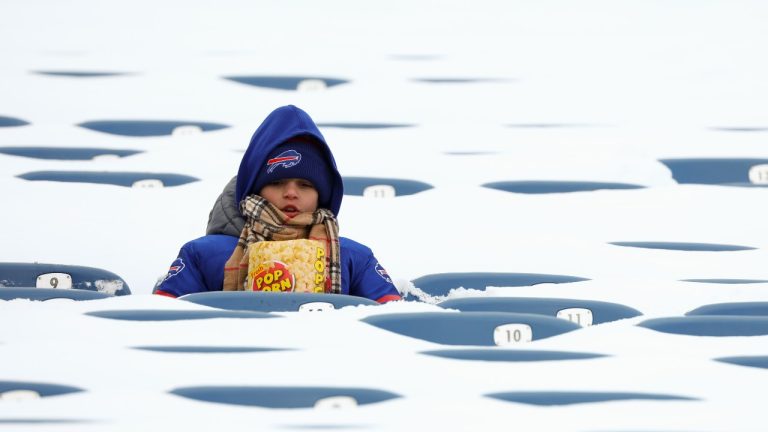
[267,150,301,173]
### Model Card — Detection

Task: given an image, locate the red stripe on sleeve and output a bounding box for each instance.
[376,294,402,304]
[153,290,177,298]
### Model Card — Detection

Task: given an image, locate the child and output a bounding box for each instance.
[155,105,402,303]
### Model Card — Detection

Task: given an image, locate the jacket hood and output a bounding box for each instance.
[236,105,344,216]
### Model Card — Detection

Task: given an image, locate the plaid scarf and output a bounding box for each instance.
[223,195,341,293]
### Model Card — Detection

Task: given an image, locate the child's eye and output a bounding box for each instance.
[299,181,316,189]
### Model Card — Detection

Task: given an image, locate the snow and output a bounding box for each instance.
[1,0,768,430]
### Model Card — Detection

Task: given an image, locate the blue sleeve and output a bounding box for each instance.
[154,235,237,297]
[346,245,401,303]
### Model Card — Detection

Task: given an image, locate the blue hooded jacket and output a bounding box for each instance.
[155,106,401,303]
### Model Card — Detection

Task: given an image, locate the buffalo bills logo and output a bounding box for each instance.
[375,262,392,283]
[267,150,302,173]
[163,258,185,282]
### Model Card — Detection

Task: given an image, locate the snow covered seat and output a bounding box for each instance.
[715,356,768,370]
[316,122,414,129]
[685,302,768,317]
[421,349,607,362]
[0,146,142,160]
[85,309,277,321]
[659,158,768,186]
[77,120,229,137]
[485,391,697,406]
[17,171,199,188]
[0,287,111,301]
[437,297,642,326]
[0,262,131,295]
[408,272,589,299]
[0,380,84,400]
[133,346,290,354]
[179,291,378,312]
[637,316,768,336]
[33,70,130,77]
[223,75,349,91]
[342,177,434,198]
[413,77,509,84]
[482,180,644,194]
[681,278,768,284]
[0,115,30,127]
[169,386,401,408]
[361,312,580,346]
[610,241,755,251]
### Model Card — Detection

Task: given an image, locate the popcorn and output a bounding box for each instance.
[247,239,329,293]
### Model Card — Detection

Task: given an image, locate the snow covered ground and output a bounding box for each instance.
[1,0,767,430]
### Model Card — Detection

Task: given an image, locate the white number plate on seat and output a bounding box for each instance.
[493,323,533,346]
[36,272,73,289]
[298,302,335,312]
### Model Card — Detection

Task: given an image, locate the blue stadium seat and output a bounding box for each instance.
[85,310,277,321]
[437,297,642,326]
[0,147,142,160]
[169,386,401,408]
[33,71,129,77]
[0,262,131,295]
[420,349,607,362]
[711,126,768,132]
[223,76,349,90]
[610,241,755,251]
[409,272,589,299]
[485,391,697,406]
[316,122,415,129]
[0,115,29,127]
[715,356,768,369]
[361,312,580,346]
[686,302,768,317]
[637,316,768,336]
[77,120,229,137]
[132,346,290,353]
[505,123,595,129]
[179,291,378,312]
[17,171,199,188]
[342,177,433,197]
[0,380,84,398]
[681,278,768,284]
[482,180,644,194]
[0,288,111,301]
[413,77,508,84]
[659,158,768,186]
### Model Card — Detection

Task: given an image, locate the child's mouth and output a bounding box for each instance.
[282,206,299,216]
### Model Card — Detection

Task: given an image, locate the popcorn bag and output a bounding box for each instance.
[246,239,329,293]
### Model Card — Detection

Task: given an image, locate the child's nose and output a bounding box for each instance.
[283,182,299,197]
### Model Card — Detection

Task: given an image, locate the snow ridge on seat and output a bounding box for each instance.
[437,297,642,326]
[0,262,131,295]
[179,291,378,312]
[362,312,580,346]
[409,272,589,299]
[485,391,698,406]
[85,309,277,321]
[685,302,768,317]
[637,316,768,336]
[482,180,644,194]
[17,171,199,188]
[77,120,229,137]
[421,349,607,362]
[169,386,400,408]
[0,147,142,160]
[342,177,433,197]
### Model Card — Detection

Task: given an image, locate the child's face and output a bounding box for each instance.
[259,178,319,218]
